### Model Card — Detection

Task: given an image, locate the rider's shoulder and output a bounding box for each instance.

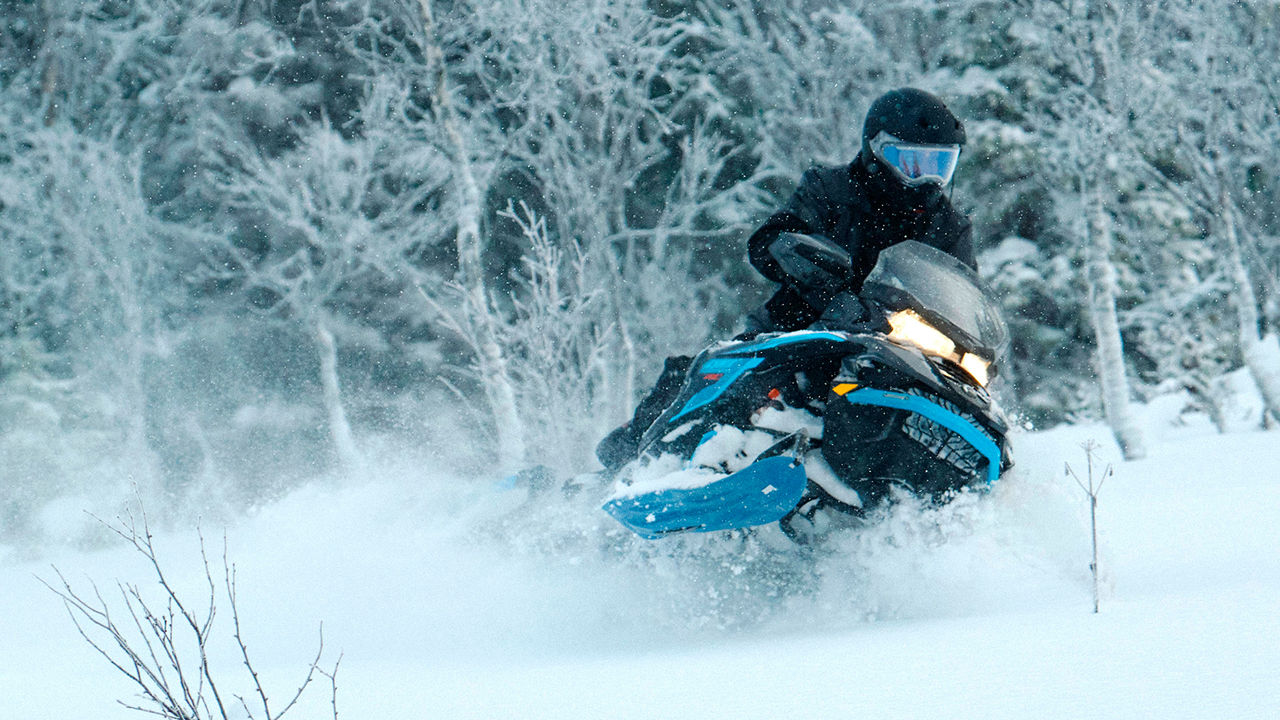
[796,164,857,200]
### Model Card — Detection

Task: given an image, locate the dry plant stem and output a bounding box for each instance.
[41,507,337,719]
[316,655,343,720]
[1066,440,1113,614]
[42,507,229,719]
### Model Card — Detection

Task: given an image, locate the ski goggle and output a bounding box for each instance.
[871,132,961,187]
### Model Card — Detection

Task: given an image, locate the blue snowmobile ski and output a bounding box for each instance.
[602,455,807,539]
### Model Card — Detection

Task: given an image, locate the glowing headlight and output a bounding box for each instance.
[887,308,956,358]
[959,353,991,387]
[886,309,992,387]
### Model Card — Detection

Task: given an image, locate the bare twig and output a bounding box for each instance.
[1065,440,1114,613]
[40,505,339,719]
[315,652,343,720]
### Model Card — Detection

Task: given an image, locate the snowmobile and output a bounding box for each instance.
[602,240,1013,541]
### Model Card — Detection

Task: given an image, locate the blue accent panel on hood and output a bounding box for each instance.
[671,356,763,420]
[841,387,1002,485]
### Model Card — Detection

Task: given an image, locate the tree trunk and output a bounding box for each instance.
[39,0,59,126]
[1221,200,1280,423]
[316,320,362,472]
[105,232,161,493]
[418,0,526,470]
[40,53,58,127]
[1085,190,1147,459]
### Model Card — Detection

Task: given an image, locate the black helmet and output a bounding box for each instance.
[860,88,966,188]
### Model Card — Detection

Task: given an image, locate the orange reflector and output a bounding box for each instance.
[767,388,781,400]
[832,383,859,396]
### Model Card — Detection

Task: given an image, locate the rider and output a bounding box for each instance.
[745,87,974,335]
[597,87,975,471]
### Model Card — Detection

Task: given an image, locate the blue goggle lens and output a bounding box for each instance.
[875,140,960,186]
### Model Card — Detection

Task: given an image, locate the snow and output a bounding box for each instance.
[1214,367,1268,431]
[803,452,862,508]
[751,405,824,439]
[610,424,780,498]
[4,410,1280,719]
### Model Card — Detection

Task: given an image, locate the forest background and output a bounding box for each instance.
[2,0,1279,541]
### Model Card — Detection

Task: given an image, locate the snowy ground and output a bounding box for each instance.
[3,405,1279,719]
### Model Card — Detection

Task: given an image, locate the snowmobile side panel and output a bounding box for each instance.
[840,387,1001,485]
[601,456,807,539]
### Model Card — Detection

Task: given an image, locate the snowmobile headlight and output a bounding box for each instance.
[887,308,956,358]
[887,309,992,387]
[959,352,992,387]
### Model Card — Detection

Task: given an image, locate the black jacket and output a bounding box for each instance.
[747,158,975,332]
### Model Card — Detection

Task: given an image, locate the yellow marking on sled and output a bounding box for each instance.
[832,383,859,396]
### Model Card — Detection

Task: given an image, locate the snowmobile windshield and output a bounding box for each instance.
[862,241,1008,360]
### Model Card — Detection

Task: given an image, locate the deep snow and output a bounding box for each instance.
[3,406,1279,719]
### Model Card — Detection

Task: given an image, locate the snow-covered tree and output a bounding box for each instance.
[1139,0,1280,425]
[330,0,771,466]
[197,100,457,470]
[0,120,185,508]
[6,0,1280,506]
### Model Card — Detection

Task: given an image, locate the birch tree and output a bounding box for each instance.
[1029,0,1149,458]
[413,0,528,469]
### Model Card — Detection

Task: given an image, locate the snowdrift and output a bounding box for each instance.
[3,412,1279,719]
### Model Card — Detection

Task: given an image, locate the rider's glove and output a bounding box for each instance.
[767,233,852,307]
[814,291,890,334]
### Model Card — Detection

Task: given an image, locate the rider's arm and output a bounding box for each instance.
[743,168,851,334]
[746,168,832,283]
